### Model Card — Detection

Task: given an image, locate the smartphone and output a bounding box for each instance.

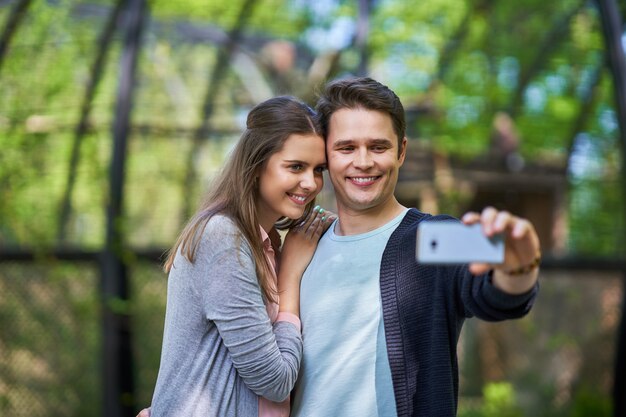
[416,221,504,264]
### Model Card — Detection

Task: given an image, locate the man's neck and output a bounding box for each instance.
[334,199,407,236]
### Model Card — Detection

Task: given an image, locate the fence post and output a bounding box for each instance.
[102,0,148,416]
[616,274,626,417]
[594,1,626,416]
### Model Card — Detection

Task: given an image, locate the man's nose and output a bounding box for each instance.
[353,148,373,169]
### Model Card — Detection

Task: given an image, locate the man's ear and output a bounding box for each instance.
[398,137,408,164]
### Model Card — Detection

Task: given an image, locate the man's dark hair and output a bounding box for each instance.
[316,77,406,153]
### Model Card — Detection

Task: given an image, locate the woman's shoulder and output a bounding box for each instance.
[200,214,240,241]
[205,213,237,232]
[198,214,253,253]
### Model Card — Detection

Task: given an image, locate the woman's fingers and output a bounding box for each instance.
[295,205,335,239]
[288,205,335,243]
[296,206,319,230]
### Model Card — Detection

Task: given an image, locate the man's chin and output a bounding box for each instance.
[342,197,378,211]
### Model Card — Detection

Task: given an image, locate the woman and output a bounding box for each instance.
[147,96,333,416]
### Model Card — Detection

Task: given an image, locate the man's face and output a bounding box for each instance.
[326,107,406,214]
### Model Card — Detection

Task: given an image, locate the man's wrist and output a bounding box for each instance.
[502,254,541,276]
[493,266,539,295]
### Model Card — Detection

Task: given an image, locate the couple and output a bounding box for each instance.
[142,77,541,417]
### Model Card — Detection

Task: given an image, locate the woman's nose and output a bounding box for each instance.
[300,170,318,191]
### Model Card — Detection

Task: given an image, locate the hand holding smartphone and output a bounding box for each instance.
[416,221,504,264]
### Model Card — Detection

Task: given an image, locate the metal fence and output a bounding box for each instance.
[0,255,623,417]
[0,255,166,417]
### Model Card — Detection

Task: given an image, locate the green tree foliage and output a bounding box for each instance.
[570,385,613,417]
[370,0,605,158]
[458,382,524,417]
[149,0,312,38]
[0,0,621,254]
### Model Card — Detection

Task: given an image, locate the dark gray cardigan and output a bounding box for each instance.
[380,209,538,417]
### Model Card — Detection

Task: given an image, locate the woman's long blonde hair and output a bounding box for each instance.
[164,96,321,303]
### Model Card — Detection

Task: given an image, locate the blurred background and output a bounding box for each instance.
[0,0,625,416]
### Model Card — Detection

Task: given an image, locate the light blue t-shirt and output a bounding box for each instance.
[291,210,407,417]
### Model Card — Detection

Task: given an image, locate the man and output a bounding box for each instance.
[289,77,540,417]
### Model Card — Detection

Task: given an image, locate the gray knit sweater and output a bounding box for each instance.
[150,215,302,417]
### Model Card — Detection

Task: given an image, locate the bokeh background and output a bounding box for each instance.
[1,0,625,416]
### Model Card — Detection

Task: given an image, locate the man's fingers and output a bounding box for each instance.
[511,218,532,239]
[462,211,480,225]
[480,206,499,235]
[493,211,513,233]
[469,262,492,275]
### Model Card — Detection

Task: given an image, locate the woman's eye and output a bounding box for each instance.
[290,164,303,171]
[314,165,327,174]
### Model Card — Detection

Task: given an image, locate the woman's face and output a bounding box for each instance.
[257,133,326,230]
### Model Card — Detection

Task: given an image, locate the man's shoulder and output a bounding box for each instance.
[387,209,460,247]
[402,208,459,225]
[395,208,429,233]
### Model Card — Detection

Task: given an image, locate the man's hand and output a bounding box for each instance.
[462,206,540,294]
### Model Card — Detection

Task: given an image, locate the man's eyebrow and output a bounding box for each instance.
[369,138,393,146]
[333,138,393,147]
[332,139,355,147]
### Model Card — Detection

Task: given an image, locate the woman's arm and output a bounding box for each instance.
[197,219,302,402]
[278,207,335,315]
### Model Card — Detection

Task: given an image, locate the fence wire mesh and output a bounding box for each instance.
[0,260,621,416]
